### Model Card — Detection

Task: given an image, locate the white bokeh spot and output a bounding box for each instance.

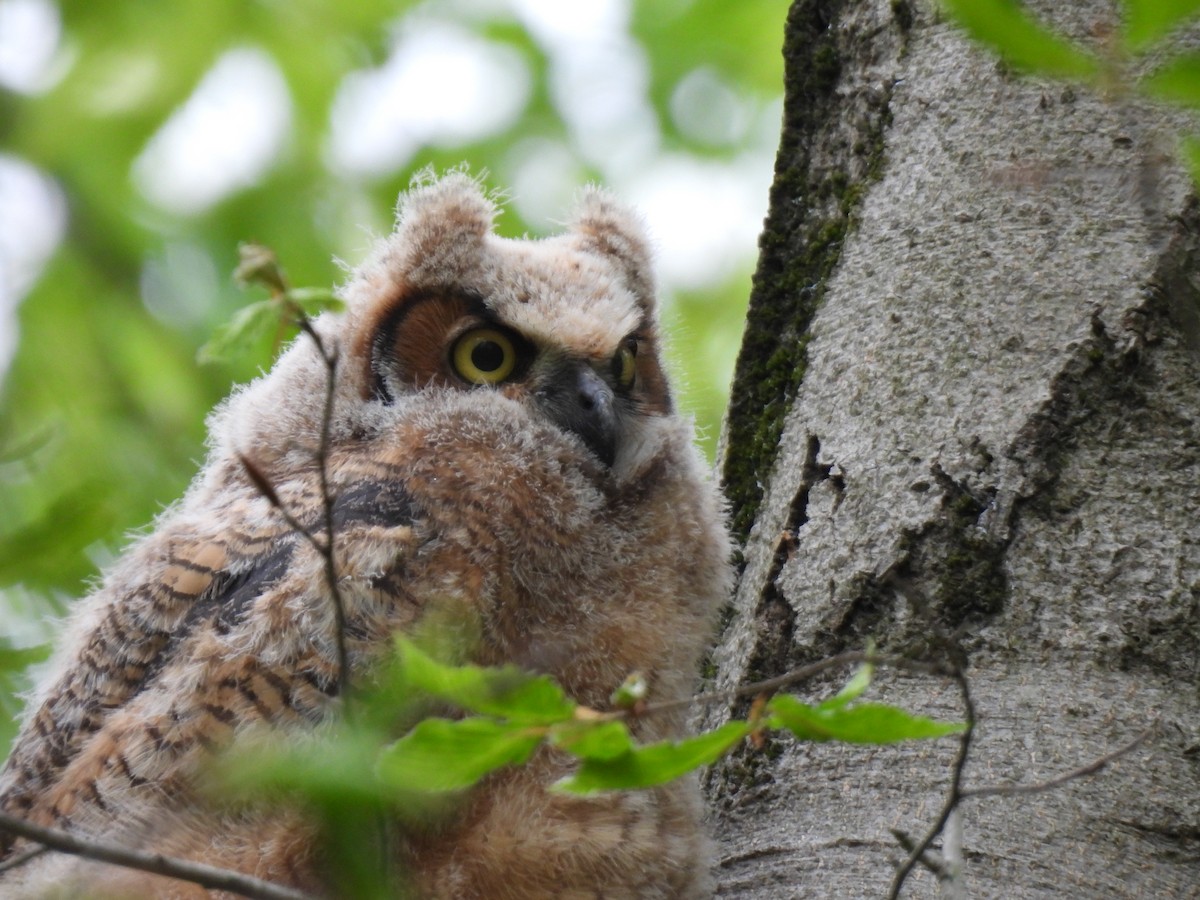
[0,0,63,94]
[328,21,531,179]
[671,67,752,147]
[624,154,772,292]
[508,0,627,45]
[0,155,67,378]
[133,48,292,217]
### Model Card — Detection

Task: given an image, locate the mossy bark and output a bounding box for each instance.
[709,1,1200,896]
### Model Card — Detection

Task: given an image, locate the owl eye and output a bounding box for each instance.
[612,340,637,391]
[452,327,518,385]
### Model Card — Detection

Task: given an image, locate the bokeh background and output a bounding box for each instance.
[0,0,787,749]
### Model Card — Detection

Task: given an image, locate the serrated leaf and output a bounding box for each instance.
[1122,0,1200,52]
[768,695,966,744]
[553,721,750,795]
[551,720,635,761]
[376,718,543,792]
[1141,52,1200,110]
[940,0,1102,80]
[196,300,279,364]
[395,638,576,724]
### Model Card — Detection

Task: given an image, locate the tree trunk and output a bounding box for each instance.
[708,1,1200,896]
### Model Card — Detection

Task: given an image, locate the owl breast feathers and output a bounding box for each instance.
[0,172,734,899]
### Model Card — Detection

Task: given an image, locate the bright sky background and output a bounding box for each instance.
[0,0,777,380]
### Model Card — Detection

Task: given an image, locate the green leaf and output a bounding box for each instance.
[1122,0,1200,52]
[940,0,1102,80]
[376,718,543,792]
[288,287,344,316]
[610,671,648,709]
[1141,52,1200,110]
[553,721,750,795]
[550,720,636,761]
[214,729,387,808]
[196,300,280,364]
[395,638,576,724]
[1181,134,1200,187]
[820,662,873,711]
[768,695,966,744]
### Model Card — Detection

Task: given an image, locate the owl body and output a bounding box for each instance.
[0,173,733,898]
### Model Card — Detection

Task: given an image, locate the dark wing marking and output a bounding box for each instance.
[0,478,418,859]
[331,479,417,530]
[0,542,294,855]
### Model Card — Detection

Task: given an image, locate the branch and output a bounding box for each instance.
[232,243,351,704]
[639,649,956,719]
[0,812,315,900]
[889,828,948,879]
[960,721,1158,800]
[888,665,975,899]
[0,844,46,875]
[237,317,351,708]
[295,318,351,707]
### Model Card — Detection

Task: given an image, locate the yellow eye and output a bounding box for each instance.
[612,341,637,390]
[452,328,518,384]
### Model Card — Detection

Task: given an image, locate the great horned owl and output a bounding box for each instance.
[0,172,733,898]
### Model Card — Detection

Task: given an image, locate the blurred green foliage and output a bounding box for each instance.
[0,0,788,750]
[941,0,1200,177]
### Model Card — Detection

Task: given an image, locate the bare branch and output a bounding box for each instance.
[960,721,1158,800]
[286,314,351,706]
[0,844,46,875]
[300,322,351,707]
[237,312,351,707]
[889,828,948,879]
[888,665,975,899]
[0,812,315,900]
[236,455,327,557]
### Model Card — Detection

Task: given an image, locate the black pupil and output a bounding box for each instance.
[472,340,505,372]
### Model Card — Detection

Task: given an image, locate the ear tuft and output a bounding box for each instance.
[569,186,656,309]
[392,169,498,273]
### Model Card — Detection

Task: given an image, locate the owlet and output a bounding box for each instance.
[0,172,734,898]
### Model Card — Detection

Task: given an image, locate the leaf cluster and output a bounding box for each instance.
[215,638,962,825]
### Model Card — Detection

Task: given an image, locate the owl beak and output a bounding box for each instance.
[536,361,619,468]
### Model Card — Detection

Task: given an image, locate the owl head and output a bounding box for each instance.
[208,170,690,503]
[332,171,675,471]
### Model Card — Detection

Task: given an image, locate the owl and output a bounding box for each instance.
[0,172,734,898]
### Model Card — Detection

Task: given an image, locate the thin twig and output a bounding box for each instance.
[238,455,325,555]
[889,828,948,879]
[960,721,1158,800]
[0,811,314,900]
[0,843,46,875]
[238,314,351,708]
[888,665,975,900]
[295,317,351,707]
[637,650,956,719]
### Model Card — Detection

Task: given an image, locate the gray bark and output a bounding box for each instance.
[708,1,1200,897]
